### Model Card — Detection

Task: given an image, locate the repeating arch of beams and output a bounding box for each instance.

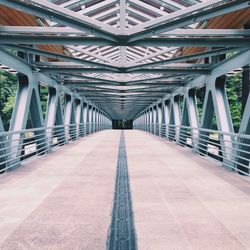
[0,0,249,120]
[0,0,248,176]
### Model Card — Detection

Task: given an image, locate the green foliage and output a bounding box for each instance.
[0,70,49,130]
[195,74,242,131]
[0,70,18,129]
[39,85,48,119]
[225,72,242,131]
[196,86,205,120]
[179,95,184,114]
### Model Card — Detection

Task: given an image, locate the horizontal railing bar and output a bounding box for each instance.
[134,123,250,176]
[0,123,111,173]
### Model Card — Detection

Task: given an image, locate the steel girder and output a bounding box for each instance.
[45,86,65,147]
[168,95,181,141]
[38,66,208,75]
[1,35,250,47]
[179,89,199,149]
[1,44,118,70]
[1,27,250,37]
[64,94,76,141]
[128,0,250,40]
[1,0,118,41]
[1,0,249,41]
[127,48,242,70]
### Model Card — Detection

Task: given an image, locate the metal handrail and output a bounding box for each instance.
[134,123,250,176]
[0,122,111,174]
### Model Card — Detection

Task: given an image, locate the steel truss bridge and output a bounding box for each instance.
[0,0,250,174]
[0,0,250,248]
[0,0,249,174]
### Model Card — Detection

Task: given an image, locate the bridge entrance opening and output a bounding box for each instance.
[112,120,133,129]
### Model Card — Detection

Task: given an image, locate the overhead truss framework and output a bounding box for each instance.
[0,0,250,119]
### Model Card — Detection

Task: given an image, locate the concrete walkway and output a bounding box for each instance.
[1,130,250,250]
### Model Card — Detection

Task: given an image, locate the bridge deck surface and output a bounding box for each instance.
[0,130,250,250]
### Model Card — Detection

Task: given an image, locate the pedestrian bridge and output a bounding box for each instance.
[1,129,250,250]
[0,0,250,249]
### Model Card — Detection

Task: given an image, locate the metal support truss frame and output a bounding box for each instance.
[0,46,112,170]
[1,35,250,48]
[8,72,46,167]
[128,0,250,41]
[134,48,250,175]
[1,44,119,71]
[1,26,250,38]
[1,0,119,42]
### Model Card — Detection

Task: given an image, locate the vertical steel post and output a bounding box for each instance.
[149,106,154,134]
[95,108,99,132]
[169,95,181,142]
[88,105,93,133]
[152,105,157,135]
[144,110,147,131]
[180,88,199,149]
[64,94,76,141]
[75,98,84,138]
[82,102,88,135]
[45,86,65,147]
[157,103,163,136]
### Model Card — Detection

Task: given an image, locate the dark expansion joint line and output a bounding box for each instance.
[107,131,137,250]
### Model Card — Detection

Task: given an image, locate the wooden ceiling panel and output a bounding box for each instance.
[181,9,250,56]
[0,5,66,56]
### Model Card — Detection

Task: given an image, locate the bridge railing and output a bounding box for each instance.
[135,123,250,176]
[0,123,111,173]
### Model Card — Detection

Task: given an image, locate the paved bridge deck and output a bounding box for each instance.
[0,130,250,250]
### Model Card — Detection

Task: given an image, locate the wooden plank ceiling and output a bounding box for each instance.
[181,8,250,56]
[0,4,250,58]
[0,5,65,55]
